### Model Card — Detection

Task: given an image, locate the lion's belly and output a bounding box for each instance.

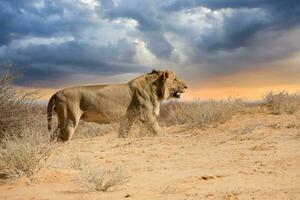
[80,107,127,124]
[78,84,132,124]
[81,112,109,124]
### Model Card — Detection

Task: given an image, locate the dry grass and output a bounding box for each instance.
[0,66,53,179]
[0,71,34,138]
[74,121,114,139]
[160,99,245,127]
[263,91,300,115]
[79,165,127,192]
[69,154,85,170]
[0,125,52,179]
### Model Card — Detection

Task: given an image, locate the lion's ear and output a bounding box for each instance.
[163,72,170,80]
[160,72,170,83]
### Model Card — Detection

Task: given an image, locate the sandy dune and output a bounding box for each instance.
[0,114,299,200]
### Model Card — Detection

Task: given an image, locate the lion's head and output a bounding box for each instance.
[151,70,187,100]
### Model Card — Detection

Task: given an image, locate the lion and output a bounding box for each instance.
[47,70,187,141]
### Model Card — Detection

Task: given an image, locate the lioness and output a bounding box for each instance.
[47,70,187,141]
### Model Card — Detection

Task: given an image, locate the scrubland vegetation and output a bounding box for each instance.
[0,67,299,195]
[160,92,300,127]
[159,99,245,127]
[0,70,52,179]
[263,91,300,115]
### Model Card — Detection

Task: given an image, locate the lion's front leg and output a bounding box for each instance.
[143,112,162,136]
[118,115,134,138]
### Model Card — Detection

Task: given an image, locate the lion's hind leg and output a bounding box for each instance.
[55,103,81,142]
[49,102,65,142]
[50,127,60,142]
[59,121,77,141]
[60,110,81,142]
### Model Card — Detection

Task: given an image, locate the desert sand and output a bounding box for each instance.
[0,113,299,200]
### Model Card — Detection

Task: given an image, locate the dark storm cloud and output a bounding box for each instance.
[98,0,300,56]
[100,0,173,58]
[161,0,300,51]
[2,39,146,86]
[0,0,146,86]
[1,0,300,87]
[4,39,136,67]
[161,0,300,16]
[194,8,268,51]
[0,0,71,45]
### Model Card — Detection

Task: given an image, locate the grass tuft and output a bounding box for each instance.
[263,91,300,115]
[79,165,127,192]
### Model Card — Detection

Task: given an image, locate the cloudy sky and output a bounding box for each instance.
[1,0,300,99]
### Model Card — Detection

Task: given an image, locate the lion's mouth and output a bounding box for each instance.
[173,91,184,98]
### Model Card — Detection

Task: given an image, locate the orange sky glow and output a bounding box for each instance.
[18,52,300,102]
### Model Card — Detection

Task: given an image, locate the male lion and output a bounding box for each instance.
[47,70,187,141]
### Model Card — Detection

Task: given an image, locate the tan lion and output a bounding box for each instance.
[47,70,187,141]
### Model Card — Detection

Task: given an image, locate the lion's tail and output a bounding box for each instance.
[47,95,56,131]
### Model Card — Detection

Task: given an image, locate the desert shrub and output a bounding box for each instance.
[79,165,127,192]
[0,69,38,139]
[0,124,51,179]
[160,99,244,127]
[263,91,300,115]
[0,66,52,179]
